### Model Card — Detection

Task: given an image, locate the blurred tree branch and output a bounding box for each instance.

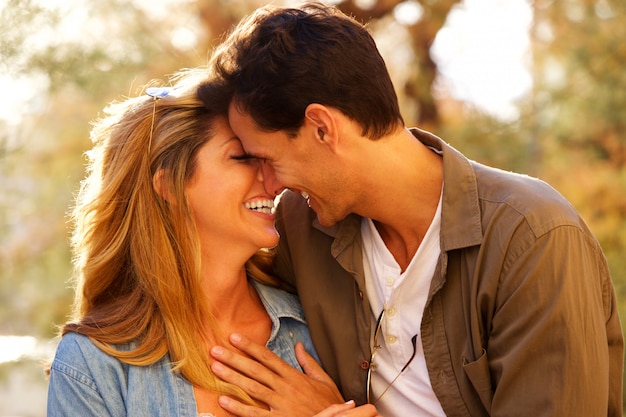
[336,0,461,130]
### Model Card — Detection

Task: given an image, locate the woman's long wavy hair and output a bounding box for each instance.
[62,67,275,403]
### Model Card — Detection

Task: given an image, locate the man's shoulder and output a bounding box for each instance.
[471,162,584,235]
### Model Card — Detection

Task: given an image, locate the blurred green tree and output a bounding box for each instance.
[531,4,626,402]
[0,0,217,335]
[441,0,626,402]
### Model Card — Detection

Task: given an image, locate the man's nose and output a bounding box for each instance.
[258,161,286,196]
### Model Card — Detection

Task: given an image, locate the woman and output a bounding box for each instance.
[46,68,330,416]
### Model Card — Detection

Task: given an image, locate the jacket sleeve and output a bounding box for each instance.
[486,224,623,417]
[47,334,123,417]
[273,191,306,293]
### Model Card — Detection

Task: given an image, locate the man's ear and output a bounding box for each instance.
[304,103,338,149]
[153,169,175,204]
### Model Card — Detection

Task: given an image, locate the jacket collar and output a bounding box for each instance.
[251,279,306,323]
[312,128,484,253]
[409,128,483,251]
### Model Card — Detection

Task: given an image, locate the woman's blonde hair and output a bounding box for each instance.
[63,67,276,402]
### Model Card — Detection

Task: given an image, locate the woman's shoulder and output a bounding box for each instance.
[49,334,189,415]
[54,332,101,360]
[51,332,137,381]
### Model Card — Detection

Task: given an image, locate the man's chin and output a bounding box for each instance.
[314,210,346,228]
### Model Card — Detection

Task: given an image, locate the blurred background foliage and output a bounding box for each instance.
[1,0,624,414]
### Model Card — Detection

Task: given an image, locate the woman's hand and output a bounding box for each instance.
[313,401,382,417]
[211,333,345,416]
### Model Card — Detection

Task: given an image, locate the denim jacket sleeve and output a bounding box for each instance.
[47,332,126,417]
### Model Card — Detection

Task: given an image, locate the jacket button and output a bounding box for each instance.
[359,360,370,370]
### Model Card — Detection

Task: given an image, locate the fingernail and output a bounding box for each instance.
[230,333,242,343]
[211,362,224,372]
[344,400,355,405]
[211,346,224,356]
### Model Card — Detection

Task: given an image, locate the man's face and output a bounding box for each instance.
[228,102,349,227]
[228,102,305,195]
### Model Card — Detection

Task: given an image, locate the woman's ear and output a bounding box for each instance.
[153,169,175,204]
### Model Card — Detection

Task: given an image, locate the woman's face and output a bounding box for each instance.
[185,116,278,257]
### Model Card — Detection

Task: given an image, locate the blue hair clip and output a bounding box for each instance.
[146,87,172,154]
[146,87,172,99]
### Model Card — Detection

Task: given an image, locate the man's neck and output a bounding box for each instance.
[359,129,443,271]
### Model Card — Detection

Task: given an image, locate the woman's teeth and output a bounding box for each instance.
[245,199,275,214]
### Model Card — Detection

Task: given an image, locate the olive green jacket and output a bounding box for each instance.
[273,128,623,416]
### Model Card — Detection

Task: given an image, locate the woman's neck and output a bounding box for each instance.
[199,253,270,340]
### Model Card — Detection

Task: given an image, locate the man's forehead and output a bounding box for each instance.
[238,138,273,159]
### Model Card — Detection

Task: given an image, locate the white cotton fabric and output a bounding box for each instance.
[361,192,446,417]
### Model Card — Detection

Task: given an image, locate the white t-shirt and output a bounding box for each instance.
[361,193,445,417]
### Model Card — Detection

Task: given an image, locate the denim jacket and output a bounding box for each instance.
[47,281,319,416]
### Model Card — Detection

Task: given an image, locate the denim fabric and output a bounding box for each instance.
[47,281,319,416]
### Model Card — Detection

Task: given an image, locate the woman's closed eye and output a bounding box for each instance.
[231,153,257,162]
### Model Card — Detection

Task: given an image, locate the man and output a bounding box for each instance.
[198,3,623,416]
